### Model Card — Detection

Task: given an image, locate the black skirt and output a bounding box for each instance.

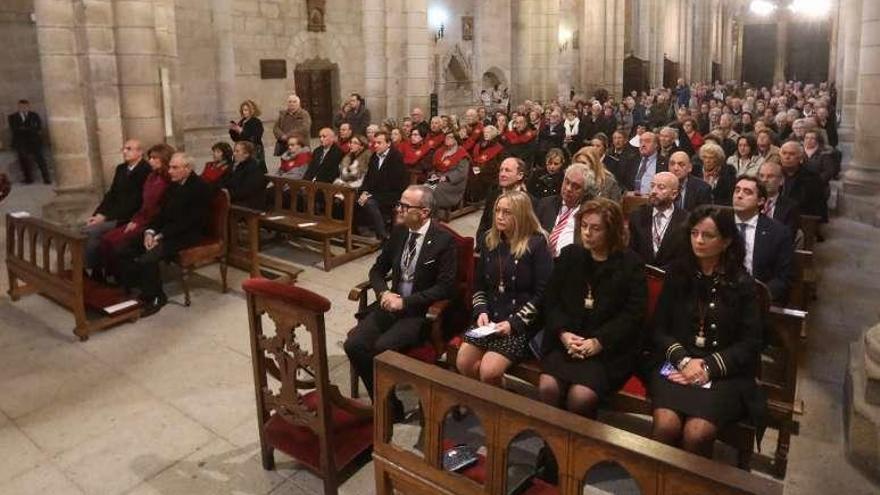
[649,369,752,426]
[463,331,531,362]
[539,349,616,397]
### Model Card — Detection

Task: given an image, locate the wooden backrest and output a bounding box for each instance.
[266,176,355,226]
[799,214,820,251]
[621,194,649,218]
[6,214,85,299]
[433,223,474,348]
[242,278,338,449]
[374,352,781,495]
[764,304,807,407]
[206,189,230,245]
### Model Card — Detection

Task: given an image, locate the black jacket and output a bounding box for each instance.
[619,153,669,193]
[748,215,795,305]
[304,144,343,183]
[7,111,43,150]
[541,246,647,388]
[149,173,211,254]
[707,164,738,206]
[628,205,688,269]
[768,194,800,235]
[653,266,762,381]
[526,169,563,199]
[94,160,151,224]
[229,117,264,152]
[781,165,826,220]
[369,222,458,317]
[360,148,408,209]
[221,158,267,211]
[534,194,564,232]
[676,175,713,211]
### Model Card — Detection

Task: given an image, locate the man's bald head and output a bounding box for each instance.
[666,151,692,181]
[649,171,679,209]
[123,139,143,164]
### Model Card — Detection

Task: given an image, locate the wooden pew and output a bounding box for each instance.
[261,176,380,271]
[799,214,820,251]
[788,249,816,312]
[5,214,141,341]
[374,352,781,495]
[226,204,303,282]
[621,194,649,218]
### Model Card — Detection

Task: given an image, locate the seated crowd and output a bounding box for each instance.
[81,79,833,462]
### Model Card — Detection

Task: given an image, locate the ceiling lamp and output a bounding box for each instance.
[789,0,832,18]
[750,0,778,16]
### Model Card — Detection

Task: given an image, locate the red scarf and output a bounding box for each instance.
[504,128,536,145]
[471,140,505,166]
[338,138,351,154]
[432,146,469,173]
[462,123,484,152]
[424,131,445,151]
[399,141,429,167]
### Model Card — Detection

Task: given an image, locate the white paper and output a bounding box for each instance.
[9,211,30,218]
[297,222,317,228]
[265,215,286,221]
[465,324,498,339]
[472,167,481,175]
[103,299,139,314]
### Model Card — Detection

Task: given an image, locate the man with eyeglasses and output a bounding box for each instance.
[344,185,458,409]
[82,139,151,274]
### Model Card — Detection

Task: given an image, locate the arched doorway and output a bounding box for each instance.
[294,58,340,137]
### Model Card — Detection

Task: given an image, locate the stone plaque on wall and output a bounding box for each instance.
[307,0,326,32]
[260,59,288,79]
[462,16,473,41]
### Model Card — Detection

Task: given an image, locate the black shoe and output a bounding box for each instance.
[156,292,168,307]
[141,302,162,317]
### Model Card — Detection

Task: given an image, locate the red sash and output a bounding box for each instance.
[424,132,445,151]
[462,123,484,152]
[399,141,429,167]
[471,141,505,166]
[503,128,536,145]
[432,147,470,173]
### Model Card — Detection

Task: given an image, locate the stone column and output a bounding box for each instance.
[690,0,710,82]
[363,0,387,118]
[837,0,863,142]
[212,0,237,124]
[773,18,788,83]
[580,0,624,98]
[112,0,165,146]
[841,0,880,226]
[404,1,429,115]
[383,1,405,119]
[34,0,123,222]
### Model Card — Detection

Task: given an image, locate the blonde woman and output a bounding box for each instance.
[229,99,265,165]
[698,141,736,205]
[456,191,553,385]
[572,145,621,201]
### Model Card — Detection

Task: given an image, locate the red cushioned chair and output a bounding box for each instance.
[243,278,373,495]
[347,223,474,398]
[174,189,230,306]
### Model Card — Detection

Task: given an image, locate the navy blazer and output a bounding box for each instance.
[304,144,343,183]
[627,205,689,269]
[749,215,795,305]
[676,175,713,211]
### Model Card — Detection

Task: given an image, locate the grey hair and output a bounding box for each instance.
[407,185,436,212]
[565,162,591,183]
[660,126,679,139]
[171,152,195,169]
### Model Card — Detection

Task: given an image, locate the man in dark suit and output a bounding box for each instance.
[7,99,50,184]
[535,163,589,257]
[628,172,688,268]
[303,127,343,183]
[125,152,211,315]
[758,160,800,234]
[733,176,794,304]
[778,141,826,221]
[657,126,685,163]
[666,151,712,211]
[221,141,266,211]
[620,132,668,194]
[344,185,458,400]
[83,139,151,271]
[358,131,408,240]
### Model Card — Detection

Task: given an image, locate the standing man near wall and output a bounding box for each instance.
[272,94,312,156]
[7,99,51,184]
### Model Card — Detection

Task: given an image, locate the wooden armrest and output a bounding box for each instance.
[348,280,372,301]
[229,204,264,216]
[426,300,450,320]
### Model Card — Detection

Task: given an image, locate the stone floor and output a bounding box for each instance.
[0,183,878,494]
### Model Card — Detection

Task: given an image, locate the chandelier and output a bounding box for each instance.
[749,0,832,18]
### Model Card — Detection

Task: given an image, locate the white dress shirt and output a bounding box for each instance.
[651,206,674,254]
[638,153,659,195]
[736,213,759,274]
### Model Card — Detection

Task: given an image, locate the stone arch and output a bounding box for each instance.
[481,66,507,91]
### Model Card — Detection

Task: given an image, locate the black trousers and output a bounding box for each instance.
[343,308,426,398]
[15,146,50,184]
[121,241,174,301]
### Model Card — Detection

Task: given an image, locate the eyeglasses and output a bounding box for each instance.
[395,202,425,211]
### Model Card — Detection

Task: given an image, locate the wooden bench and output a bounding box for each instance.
[226,204,303,282]
[788,249,816,312]
[374,351,781,495]
[621,193,649,218]
[261,176,380,271]
[5,214,142,341]
[799,214,820,251]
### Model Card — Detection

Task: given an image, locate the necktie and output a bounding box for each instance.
[738,222,747,238]
[549,207,573,254]
[634,156,649,191]
[763,198,774,216]
[402,232,420,274]
[676,182,687,209]
[652,211,665,254]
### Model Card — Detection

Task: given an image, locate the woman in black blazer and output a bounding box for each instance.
[229,99,266,167]
[538,198,646,418]
[649,205,763,458]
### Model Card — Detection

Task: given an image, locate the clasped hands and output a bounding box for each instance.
[666,358,710,387]
[380,291,404,312]
[475,313,512,335]
[560,331,602,359]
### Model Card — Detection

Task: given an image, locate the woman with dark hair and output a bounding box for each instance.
[527,147,566,199]
[649,205,763,457]
[457,191,552,385]
[334,135,371,189]
[99,143,175,279]
[727,134,760,177]
[399,128,433,172]
[229,99,265,164]
[736,111,755,135]
[201,142,233,184]
[681,117,704,154]
[428,130,470,209]
[538,198,646,418]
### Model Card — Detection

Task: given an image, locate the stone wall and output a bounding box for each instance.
[0,0,43,150]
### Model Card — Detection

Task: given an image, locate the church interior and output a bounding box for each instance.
[1,0,880,494]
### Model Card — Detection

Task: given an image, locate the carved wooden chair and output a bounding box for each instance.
[174,189,230,306]
[243,278,373,495]
[347,223,475,398]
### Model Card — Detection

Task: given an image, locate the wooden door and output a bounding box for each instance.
[294,68,333,138]
[623,56,649,96]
